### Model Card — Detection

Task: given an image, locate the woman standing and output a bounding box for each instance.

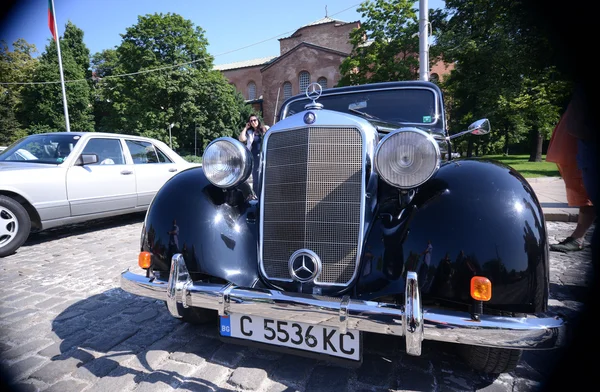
[239,115,269,196]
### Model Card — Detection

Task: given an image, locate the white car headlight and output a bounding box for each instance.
[202,137,252,188]
[374,128,440,189]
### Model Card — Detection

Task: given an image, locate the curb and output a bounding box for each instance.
[544,212,579,223]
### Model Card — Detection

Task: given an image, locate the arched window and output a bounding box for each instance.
[247,81,256,100]
[283,82,292,99]
[430,73,440,83]
[317,77,327,90]
[298,71,310,93]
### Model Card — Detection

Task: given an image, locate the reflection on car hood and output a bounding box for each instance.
[0,162,59,171]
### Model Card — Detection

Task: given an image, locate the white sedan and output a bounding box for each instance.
[0,132,199,257]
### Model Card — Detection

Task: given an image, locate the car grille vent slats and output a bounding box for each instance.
[261,127,363,285]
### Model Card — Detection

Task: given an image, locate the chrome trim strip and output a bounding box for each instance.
[121,263,566,352]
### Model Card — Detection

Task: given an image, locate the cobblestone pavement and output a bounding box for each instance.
[0,214,595,392]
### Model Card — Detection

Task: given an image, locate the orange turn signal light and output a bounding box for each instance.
[138,251,152,269]
[470,276,492,301]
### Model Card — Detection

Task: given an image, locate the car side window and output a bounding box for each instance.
[126,140,164,164]
[81,138,125,165]
[156,147,173,163]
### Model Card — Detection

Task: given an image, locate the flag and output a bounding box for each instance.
[48,0,57,41]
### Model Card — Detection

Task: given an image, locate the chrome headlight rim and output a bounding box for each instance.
[374,127,441,189]
[202,137,252,189]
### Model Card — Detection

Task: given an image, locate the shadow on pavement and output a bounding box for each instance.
[21,212,146,248]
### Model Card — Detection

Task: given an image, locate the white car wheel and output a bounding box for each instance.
[0,196,31,257]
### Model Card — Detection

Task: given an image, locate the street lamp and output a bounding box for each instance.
[168,123,175,149]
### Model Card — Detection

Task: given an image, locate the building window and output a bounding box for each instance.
[430,73,439,83]
[299,71,310,93]
[283,82,292,99]
[247,81,256,100]
[317,77,327,90]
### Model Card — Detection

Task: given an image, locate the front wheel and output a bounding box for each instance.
[458,345,522,374]
[0,196,32,257]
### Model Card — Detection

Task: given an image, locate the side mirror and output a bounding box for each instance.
[448,118,491,140]
[468,119,490,135]
[76,153,99,166]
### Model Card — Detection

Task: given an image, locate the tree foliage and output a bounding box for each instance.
[435,0,572,158]
[95,13,252,152]
[0,39,38,145]
[20,22,94,134]
[338,0,420,86]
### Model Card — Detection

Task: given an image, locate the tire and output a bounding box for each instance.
[166,302,216,325]
[458,345,522,374]
[0,196,32,258]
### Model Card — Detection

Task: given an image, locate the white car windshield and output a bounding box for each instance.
[0,134,81,164]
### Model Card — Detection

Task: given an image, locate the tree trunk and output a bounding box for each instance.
[529,130,543,162]
[504,129,510,155]
[466,138,474,157]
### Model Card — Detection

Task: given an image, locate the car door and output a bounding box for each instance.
[66,137,137,216]
[124,139,180,207]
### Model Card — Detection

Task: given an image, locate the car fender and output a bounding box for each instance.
[356,159,549,313]
[142,166,259,287]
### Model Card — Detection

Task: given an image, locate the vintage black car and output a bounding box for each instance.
[121,80,566,374]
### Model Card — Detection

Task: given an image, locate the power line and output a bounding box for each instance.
[0,3,362,86]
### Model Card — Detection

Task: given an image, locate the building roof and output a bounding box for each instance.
[260,42,350,72]
[214,56,278,71]
[279,16,355,40]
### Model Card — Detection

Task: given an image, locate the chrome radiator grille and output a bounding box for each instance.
[261,127,363,285]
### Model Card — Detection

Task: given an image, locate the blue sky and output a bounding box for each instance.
[1,0,444,66]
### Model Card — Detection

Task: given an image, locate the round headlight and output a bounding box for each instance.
[374,128,440,189]
[202,137,252,188]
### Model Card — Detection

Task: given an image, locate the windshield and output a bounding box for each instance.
[282,88,440,126]
[0,134,81,164]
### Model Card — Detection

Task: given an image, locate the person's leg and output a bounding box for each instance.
[550,163,594,252]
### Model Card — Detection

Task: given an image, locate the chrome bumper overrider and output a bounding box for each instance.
[120,254,566,356]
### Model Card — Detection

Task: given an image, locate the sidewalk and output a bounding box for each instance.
[527,177,579,222]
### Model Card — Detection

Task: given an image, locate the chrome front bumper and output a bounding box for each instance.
[120,254,566,356]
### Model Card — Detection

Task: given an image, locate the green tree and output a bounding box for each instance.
[101,13,252,152]
[338,0,420,86]
[0,39,38,145]
[435,0,571,159]
[90,49,119,132]
[62,21,90,77]
[20,22,94,133]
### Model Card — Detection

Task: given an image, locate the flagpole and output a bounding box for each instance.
[50,0,71,132]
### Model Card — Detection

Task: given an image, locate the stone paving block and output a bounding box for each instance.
[228,357,272,391]
[44,379,89,392]
[169,336,222,367]
[270,355,316,386]
[28,356,87,385]
[2,339,54,362]
[6,354,48,383]
[81,327,140,353]
[305,364,352,392]
[210,343,246,367]
[73,355,121,383]
[85,364,141,392]
[187,361,231,390]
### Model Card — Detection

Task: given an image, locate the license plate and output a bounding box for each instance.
[219,313,360,360]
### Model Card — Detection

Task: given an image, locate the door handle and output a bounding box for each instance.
[169,168,178,172]
[120,170,133,175]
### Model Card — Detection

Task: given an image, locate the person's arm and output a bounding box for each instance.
[239,124,250,142]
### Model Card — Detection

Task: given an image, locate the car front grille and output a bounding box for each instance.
[261,126,363,285]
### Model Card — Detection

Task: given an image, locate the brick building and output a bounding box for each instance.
[214,16,452,126]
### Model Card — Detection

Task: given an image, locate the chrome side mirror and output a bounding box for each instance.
[448,119,491,140]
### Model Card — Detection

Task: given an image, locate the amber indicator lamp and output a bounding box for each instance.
[470,276,492,301]
[138,251,152,269]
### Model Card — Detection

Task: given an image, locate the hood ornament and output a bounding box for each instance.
[304,82,324,110]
